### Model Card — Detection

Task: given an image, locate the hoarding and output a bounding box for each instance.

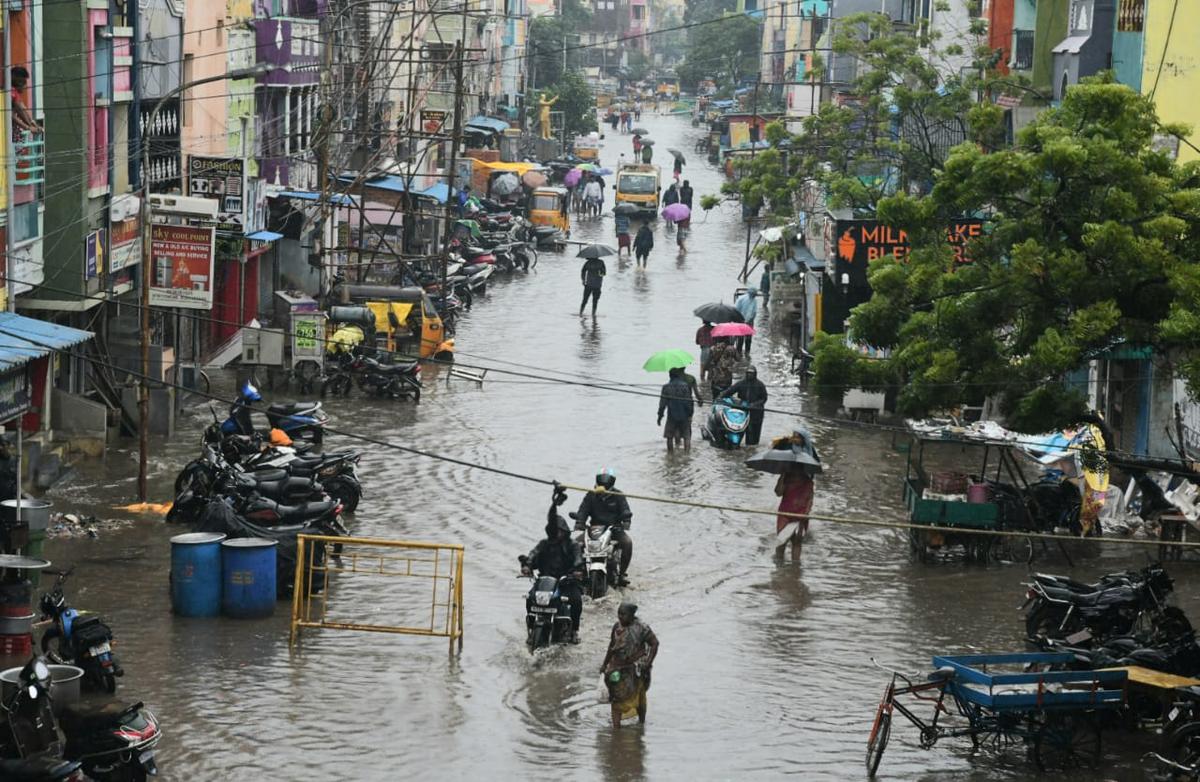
[187,156,246,232]
[149,224,216,309]
[110,216,140,272]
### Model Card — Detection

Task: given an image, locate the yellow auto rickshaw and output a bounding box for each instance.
[332,285,455,360]
[529,186,570,240]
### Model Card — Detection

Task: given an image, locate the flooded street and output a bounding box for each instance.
[32,115,1195,780]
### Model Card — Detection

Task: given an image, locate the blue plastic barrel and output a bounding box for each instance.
[221,538,278,619]
[170,532,226,617]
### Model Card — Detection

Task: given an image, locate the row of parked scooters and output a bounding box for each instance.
[1019,562,1200,777]
[2,570,160,781]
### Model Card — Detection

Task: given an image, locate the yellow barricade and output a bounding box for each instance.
[289,534,464,653]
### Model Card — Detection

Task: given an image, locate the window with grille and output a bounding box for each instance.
[1117,0,1144,31]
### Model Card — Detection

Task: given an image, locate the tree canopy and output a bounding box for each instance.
[528,0,592,89]
[677,11,760,94]
[816,75,1200,432]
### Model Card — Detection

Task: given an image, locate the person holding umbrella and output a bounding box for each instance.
[614,208,632,257]
[633,134,642,157]
[633,222,654,267]
[735,288,759,354]
[695,320,715,380]
[578,244,613,316]
[749,431,820,563]
[679,180,694,209]
[657,367,695,452]
[641,142,653,165]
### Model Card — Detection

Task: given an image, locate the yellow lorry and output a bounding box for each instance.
[614,164,661,218]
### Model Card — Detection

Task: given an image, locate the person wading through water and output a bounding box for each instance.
[600,602,659,728]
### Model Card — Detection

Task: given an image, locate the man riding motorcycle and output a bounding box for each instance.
[574,468,633,586]
[521,487,585,643]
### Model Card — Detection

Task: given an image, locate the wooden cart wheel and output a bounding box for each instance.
[1033,712,1101,771]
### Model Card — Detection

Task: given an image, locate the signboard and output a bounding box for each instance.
[187,156,246,232]
[0,367,30,423]
[149,224,216,309]
[9,246,41,296]
[420,109,448,135]
[832,218,985,288]
[110,216,140,271]
[84,229,105,280]
[729,121,750,150]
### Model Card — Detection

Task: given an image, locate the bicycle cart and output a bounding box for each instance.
[867,652,1127,776]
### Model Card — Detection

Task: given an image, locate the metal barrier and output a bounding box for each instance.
[289,534,464,653]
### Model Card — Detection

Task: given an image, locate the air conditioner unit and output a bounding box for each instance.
[148,194,219,217]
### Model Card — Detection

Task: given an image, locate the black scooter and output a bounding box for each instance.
[39,570,123,694]
[517,556,577,652]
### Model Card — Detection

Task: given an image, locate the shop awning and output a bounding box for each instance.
[415,183,454,204]
[465,115,511,134]
[245,230,283,242]
[1052,35,1089,54]
[0,314,93,371]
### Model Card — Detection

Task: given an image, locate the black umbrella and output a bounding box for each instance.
[693,302,744,323]
[639,137,655,146]
[745,443,823,476]
[667,148,687,163]
[631,127,649,135]
[613,203,639,215]
[577,243,618,259]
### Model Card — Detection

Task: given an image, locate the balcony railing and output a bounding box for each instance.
[1011,29,1034,71]
[14,133,45,186]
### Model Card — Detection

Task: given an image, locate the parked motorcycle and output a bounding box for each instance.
[60,699,160,781]
[221,380,328,444]
[700,397,750,448]
[38,570,123,694]
[1021,563,1175,643]
[517,557,578,652]
[356,355,422,402]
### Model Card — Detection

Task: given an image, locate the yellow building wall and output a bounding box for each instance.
[1143,0,1200,162]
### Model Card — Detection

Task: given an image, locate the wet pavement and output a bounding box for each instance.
[25,114,1199,780]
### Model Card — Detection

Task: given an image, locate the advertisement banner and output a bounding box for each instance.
[110,216,140,271]
[187,156,246,232]
[84,229,106,280]
[729,121,751,150]
[149,224,216,309]
[0,367,30,423]
[832,218,985,288]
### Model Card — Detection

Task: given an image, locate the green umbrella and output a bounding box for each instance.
[454,219,482,240]
[642,349,695,372]
[575,163,600,172]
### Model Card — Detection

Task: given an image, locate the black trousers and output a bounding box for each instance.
[560,579,583,631]
[746,409,765,446]
[612,527,633,575]
[580,286,601,313]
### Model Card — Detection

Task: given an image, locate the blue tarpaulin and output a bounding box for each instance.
[465,115,511,134]
[0,313,93,371]
[416,183,454,203]
[277,190,354,205]
[245,230,283,242]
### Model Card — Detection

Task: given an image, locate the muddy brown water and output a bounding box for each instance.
[24,115,1195,780]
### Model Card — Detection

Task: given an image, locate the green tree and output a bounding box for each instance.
[816,76,1200,432]
[528,0,592,89]
[677,12,759,93]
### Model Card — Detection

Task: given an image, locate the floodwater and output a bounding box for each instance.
[28,114,1195,780]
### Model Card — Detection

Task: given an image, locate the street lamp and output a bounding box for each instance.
[137,63,272,501]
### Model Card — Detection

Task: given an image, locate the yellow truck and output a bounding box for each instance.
[614,164,661,218]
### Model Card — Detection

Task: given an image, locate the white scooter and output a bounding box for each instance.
[571,512,620,599]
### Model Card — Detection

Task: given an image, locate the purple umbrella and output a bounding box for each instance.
[662,203,691,222]
[564,168,582,187]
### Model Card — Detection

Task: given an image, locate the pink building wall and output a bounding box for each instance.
[87,8,108,190]
[181,3,228,157]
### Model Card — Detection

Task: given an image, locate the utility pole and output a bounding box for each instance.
[317,11,336,297]
[740,73,761,283]
[441,41,466,299]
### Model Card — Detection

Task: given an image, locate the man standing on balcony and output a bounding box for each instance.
[10,67,38,135]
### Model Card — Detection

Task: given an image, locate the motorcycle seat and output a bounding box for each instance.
[248,468,290,482]
[268,402,320,417]
[61,701,139,734]
[254,477,317,497]
[373,361,419,375]
[269,499,339,519]
[1034,574,1103,592]
[462,264,487,276]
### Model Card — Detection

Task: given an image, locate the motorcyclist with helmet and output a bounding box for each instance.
[521,486,585,643]
[573,468,633,586]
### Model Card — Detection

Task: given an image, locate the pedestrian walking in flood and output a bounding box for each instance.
[615,210,632,257]
[634,223,654,267]
[735,288,758,355]
[662,182,679,208]
[673,156,683,183]
[583,176,603,218]
[721,366,768,445]
[695,320,714,380]
[634,100,642,120]
[580,255,606,316]
[641,144,653,164]
[707,337,736,399]
[675,216,690,251]
[600,602,659,728]
[774,433,817,563]
[633,134,642,157]
[657,367,694,452]
[679,180,694,209]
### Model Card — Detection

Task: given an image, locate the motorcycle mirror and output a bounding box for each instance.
[27,684,38,699]
[33,660,49,682]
